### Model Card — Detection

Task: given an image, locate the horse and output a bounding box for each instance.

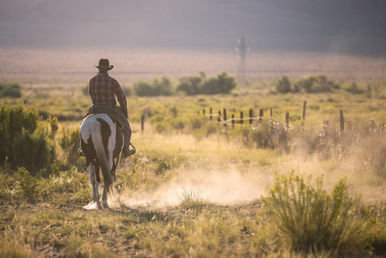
[80,113,124,209]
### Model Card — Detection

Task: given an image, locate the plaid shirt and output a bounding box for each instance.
[89,73,127,115]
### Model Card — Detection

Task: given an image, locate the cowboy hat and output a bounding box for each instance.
[96,58,114,70]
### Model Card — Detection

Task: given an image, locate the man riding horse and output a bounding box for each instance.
[83,58,135,157]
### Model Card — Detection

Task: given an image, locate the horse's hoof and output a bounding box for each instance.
[83,201,101,210]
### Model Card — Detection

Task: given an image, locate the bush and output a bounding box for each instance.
[263,173,369,254]
[344,83,364,94]
[134,76,173,96]
[276,76,292,93]
[200,73,236,95]
[59,128,82,168]
[0,106,55,174]
[0,83,22,98]
[177,73,205,95]
[177,72,236,95]
[295,75,336,93]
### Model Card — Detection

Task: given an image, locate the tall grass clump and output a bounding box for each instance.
[180,189,208,212]
[262,173,369,254]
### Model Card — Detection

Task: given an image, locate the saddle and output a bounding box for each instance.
[86,106,124,129]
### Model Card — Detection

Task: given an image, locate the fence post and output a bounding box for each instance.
[340,110,344,132]
[240,111,244,124]
[285,112,289,128]
[302,101,307,123]
[218,110,221,124]
[209,107,212,120]
[141,114,145,133]
[259,109,263,122]
[203,109,206,115]
[231,114,235,128]
[223,108,227,127]
[270,108,273,117]
[249,109,253,124]
[323,120,329,137]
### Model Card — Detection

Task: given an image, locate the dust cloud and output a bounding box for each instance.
[109,168,272,209]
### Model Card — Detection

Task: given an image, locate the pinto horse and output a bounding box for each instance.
[80,113,123,208]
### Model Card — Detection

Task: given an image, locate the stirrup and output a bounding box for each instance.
[123,143,136,157]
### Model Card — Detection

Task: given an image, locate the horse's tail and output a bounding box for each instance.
[91,121,113,193]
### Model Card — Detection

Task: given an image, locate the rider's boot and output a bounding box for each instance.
[122,143,136,158]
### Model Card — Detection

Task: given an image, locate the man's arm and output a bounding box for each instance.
[113,80,128,118]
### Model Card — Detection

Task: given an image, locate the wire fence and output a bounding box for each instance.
[139,100,385,134]
[196,101,385,134]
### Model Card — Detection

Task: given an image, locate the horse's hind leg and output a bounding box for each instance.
[102,187,109,208]
[89,163,102,209]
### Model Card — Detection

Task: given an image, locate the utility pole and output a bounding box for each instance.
[236,35,249,85]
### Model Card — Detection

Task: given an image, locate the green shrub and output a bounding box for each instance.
[0,106,55,174]
[295,75,336,93]
[0,83,22,98]
[171,119,185,131]
[200,73,236,94]
[263,173,369,254]
[152,77,173,96]
[177,72,236,95]
[134,76,173,96]
[134,81,152,96]
[11,128,56,173]
[176,73,204,95]
[276,76,292,93]
[59,128,82,168]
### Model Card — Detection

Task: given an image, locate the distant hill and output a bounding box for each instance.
[0,0,385,55]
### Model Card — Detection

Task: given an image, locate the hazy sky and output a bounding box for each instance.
[0,0,385,55]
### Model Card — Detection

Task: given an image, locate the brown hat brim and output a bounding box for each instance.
[96,65,114,70]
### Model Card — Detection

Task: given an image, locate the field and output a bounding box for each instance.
[1,48,386,257]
